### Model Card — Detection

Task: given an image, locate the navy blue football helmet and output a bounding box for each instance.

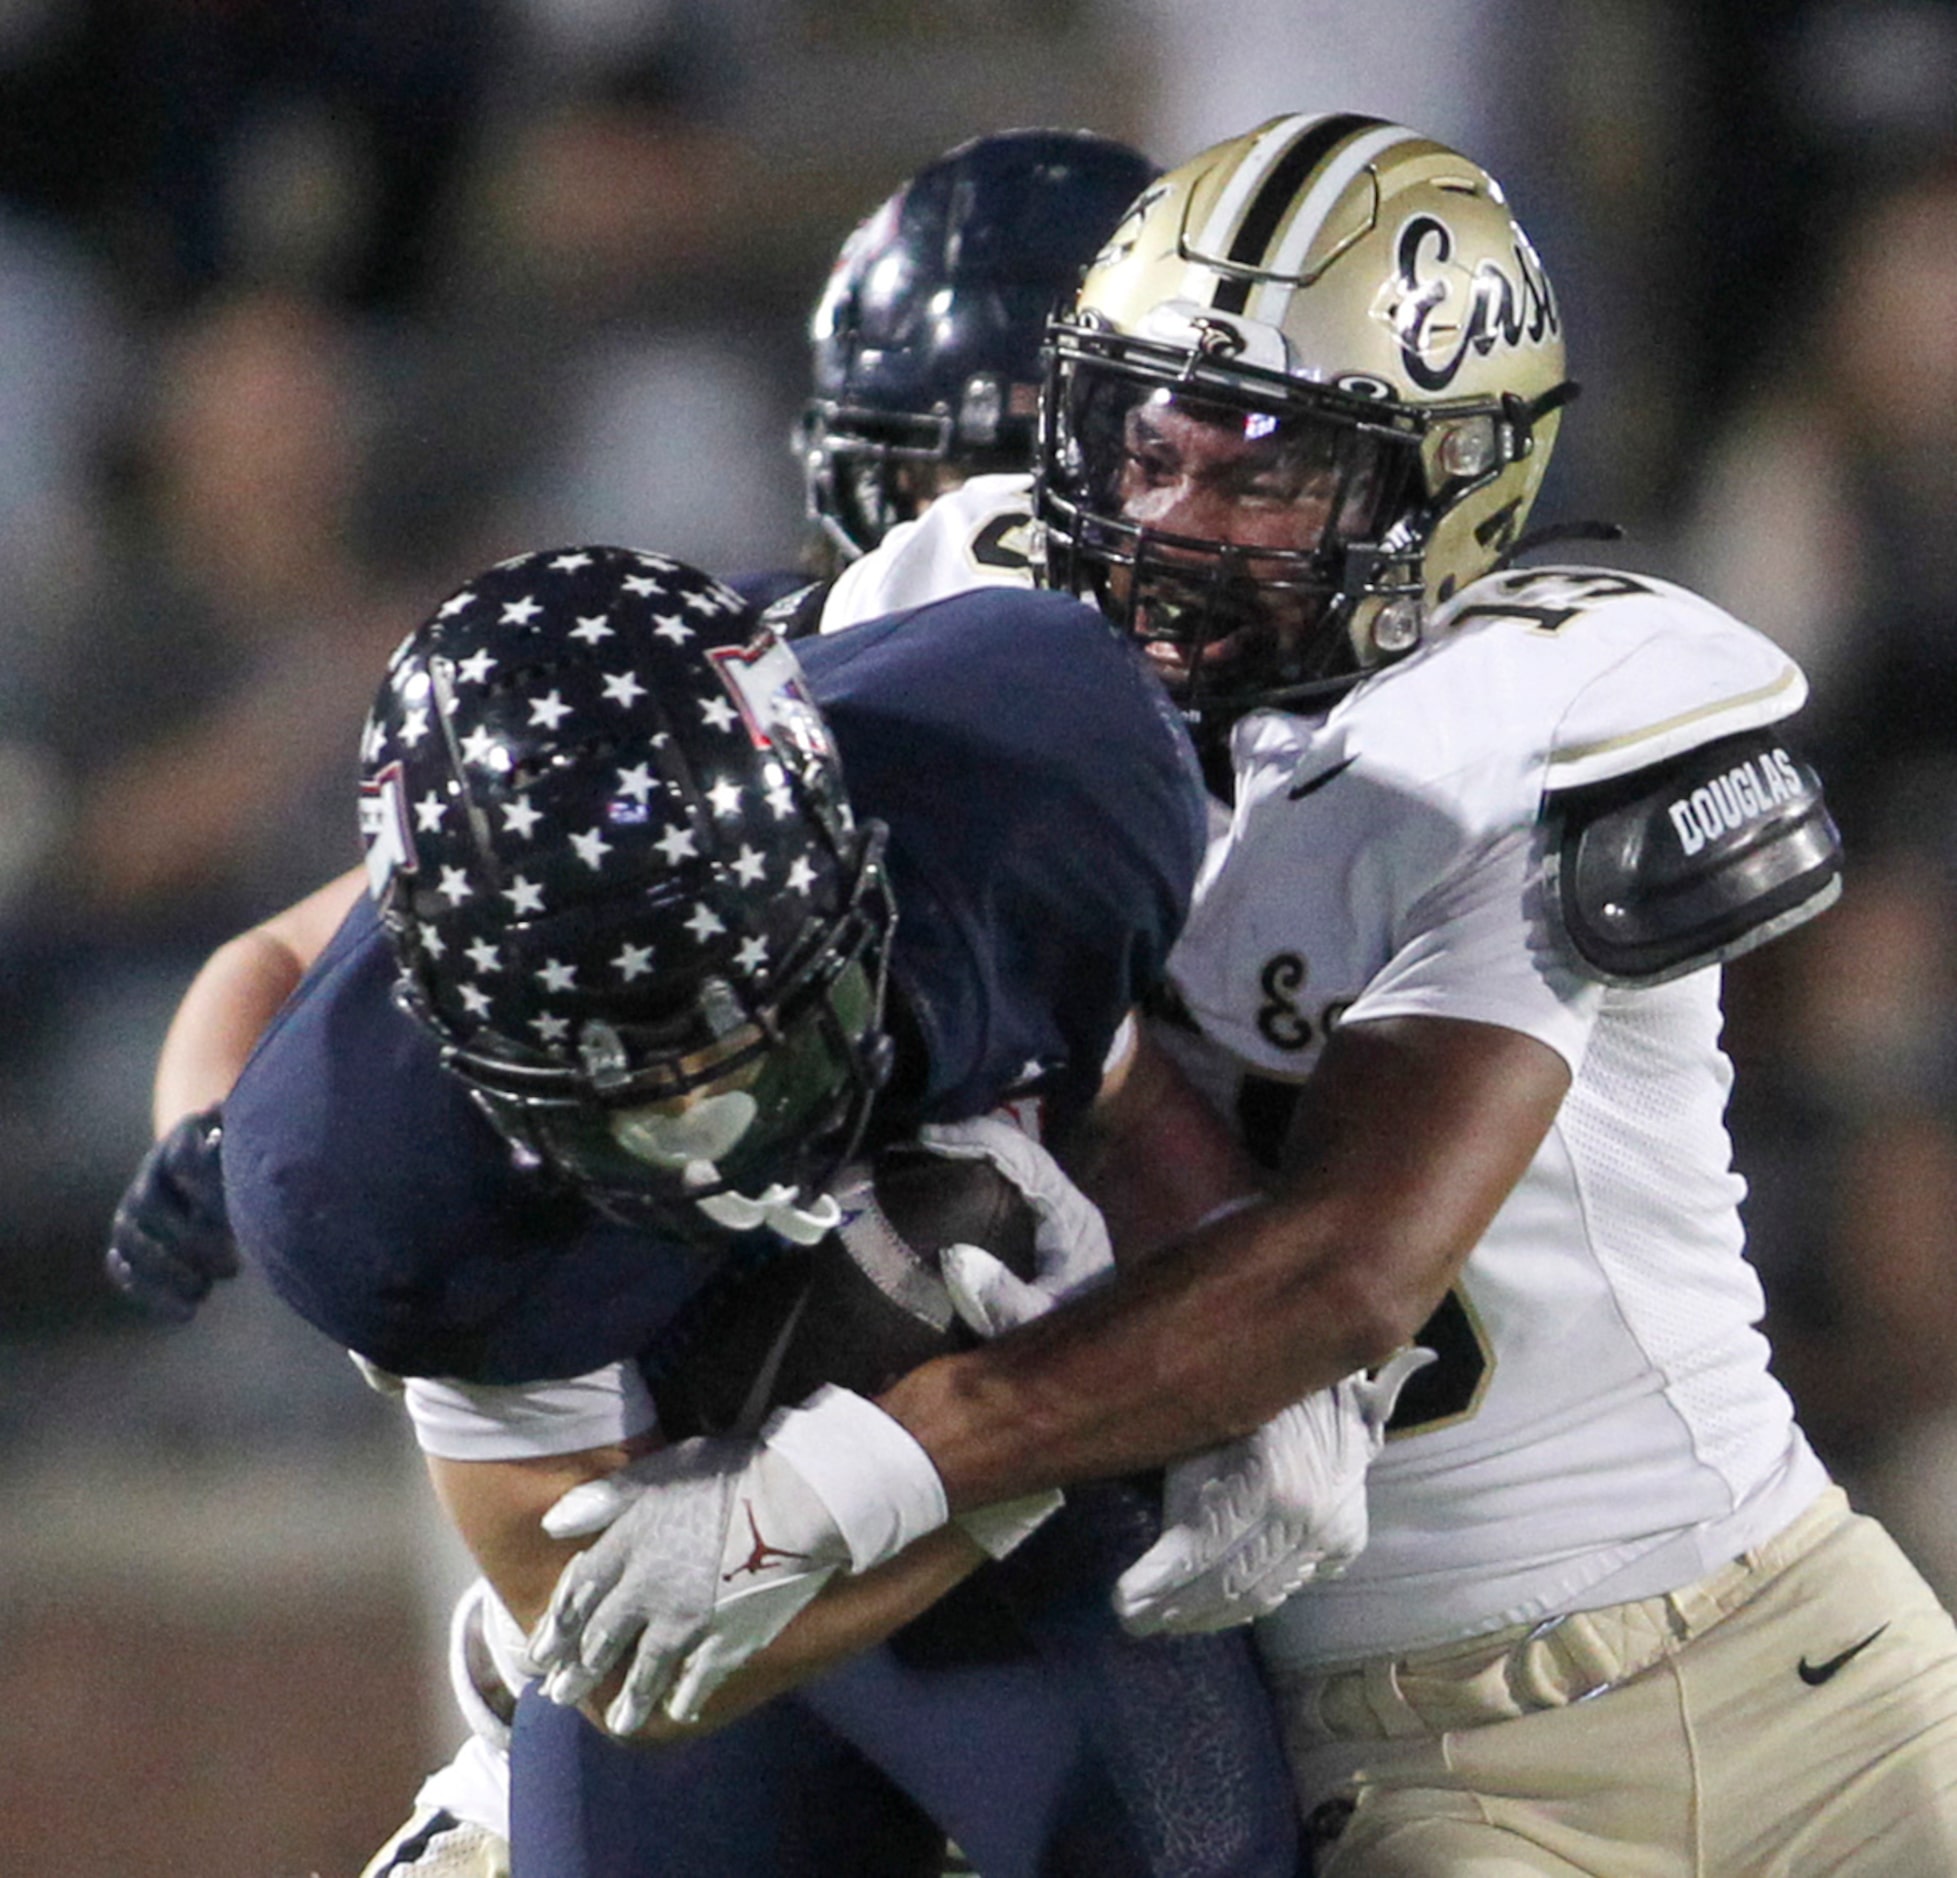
[800,127,1160,561]
[358,546,895,1240]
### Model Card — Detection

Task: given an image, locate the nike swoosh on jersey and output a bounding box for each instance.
[1797,1623,1888,1686]
[1287,754,1358,801]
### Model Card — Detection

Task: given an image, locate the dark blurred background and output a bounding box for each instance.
[4,2,1956,1869]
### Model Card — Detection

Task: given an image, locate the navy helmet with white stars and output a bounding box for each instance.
[358,544,895,1240]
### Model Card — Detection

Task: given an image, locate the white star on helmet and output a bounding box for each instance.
[502,798,543,839]
[613,942,655,981]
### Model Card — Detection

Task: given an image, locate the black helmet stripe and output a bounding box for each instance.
[1213,114,1383,312]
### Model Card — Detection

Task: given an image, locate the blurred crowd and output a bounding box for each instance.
[5,0,1957,1602]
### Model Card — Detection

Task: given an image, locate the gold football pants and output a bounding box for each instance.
[1273,1488,1957,1875]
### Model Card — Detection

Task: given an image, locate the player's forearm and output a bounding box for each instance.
[1061,1025,1265,1263]
[150,868,364,1131]
[878,1193,1392,1508]
[883,1014,1570,1510]
[153,929,310,1129]
[624,1528,985,1744]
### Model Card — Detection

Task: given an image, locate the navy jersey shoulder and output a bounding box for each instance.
[720,566,815,612]
[800,587,1206,1130]
[222,894,724,1382]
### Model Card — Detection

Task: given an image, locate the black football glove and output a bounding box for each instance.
[105,1105,238,1323]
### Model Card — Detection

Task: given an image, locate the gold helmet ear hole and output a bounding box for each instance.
[1436,418,1499,481]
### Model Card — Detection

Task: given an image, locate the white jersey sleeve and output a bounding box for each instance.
[1162,565,1830,1667]
[1172,563,1808,1080]
[821,473,1038,630]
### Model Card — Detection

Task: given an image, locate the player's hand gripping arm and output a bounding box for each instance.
[941,1180,1440,1634]
[428,1429,994,1745]
[105,867,364,1320]
[1109,1343,1436,1633]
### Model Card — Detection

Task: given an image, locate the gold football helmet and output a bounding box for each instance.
[1036,112,1573,733]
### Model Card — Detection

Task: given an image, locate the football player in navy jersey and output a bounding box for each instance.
[166,545,1307,1878]
[107,126,1203,1878]
[113,123,1164,1332]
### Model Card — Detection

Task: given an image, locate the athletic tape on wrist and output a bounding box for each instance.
[957,1490,1065,1560]
[763,1384,949,1572]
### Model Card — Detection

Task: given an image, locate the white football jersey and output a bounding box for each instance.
[822,473,1039,625]
[825,476,1833,1668]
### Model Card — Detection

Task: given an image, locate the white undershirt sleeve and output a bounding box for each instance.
[400,1361,658,1462]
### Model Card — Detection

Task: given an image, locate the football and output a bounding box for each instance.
[646,1143,1042,1440]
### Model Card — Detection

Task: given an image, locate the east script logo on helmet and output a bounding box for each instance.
[1382,211,1561,394]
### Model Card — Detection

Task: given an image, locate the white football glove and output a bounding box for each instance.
[1112,1345,1436,1636]
[530,1385,946,1733]
[916,1115,1114,1306]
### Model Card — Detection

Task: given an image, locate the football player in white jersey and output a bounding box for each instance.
[541,115,1957,1871]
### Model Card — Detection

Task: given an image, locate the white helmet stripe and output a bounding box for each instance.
[1190,114,1329,260]
[1247,121,1424,327]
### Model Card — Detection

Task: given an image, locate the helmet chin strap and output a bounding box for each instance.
[688,1168,842,1245]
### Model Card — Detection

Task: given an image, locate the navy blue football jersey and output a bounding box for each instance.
[222,586,1205,1382]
